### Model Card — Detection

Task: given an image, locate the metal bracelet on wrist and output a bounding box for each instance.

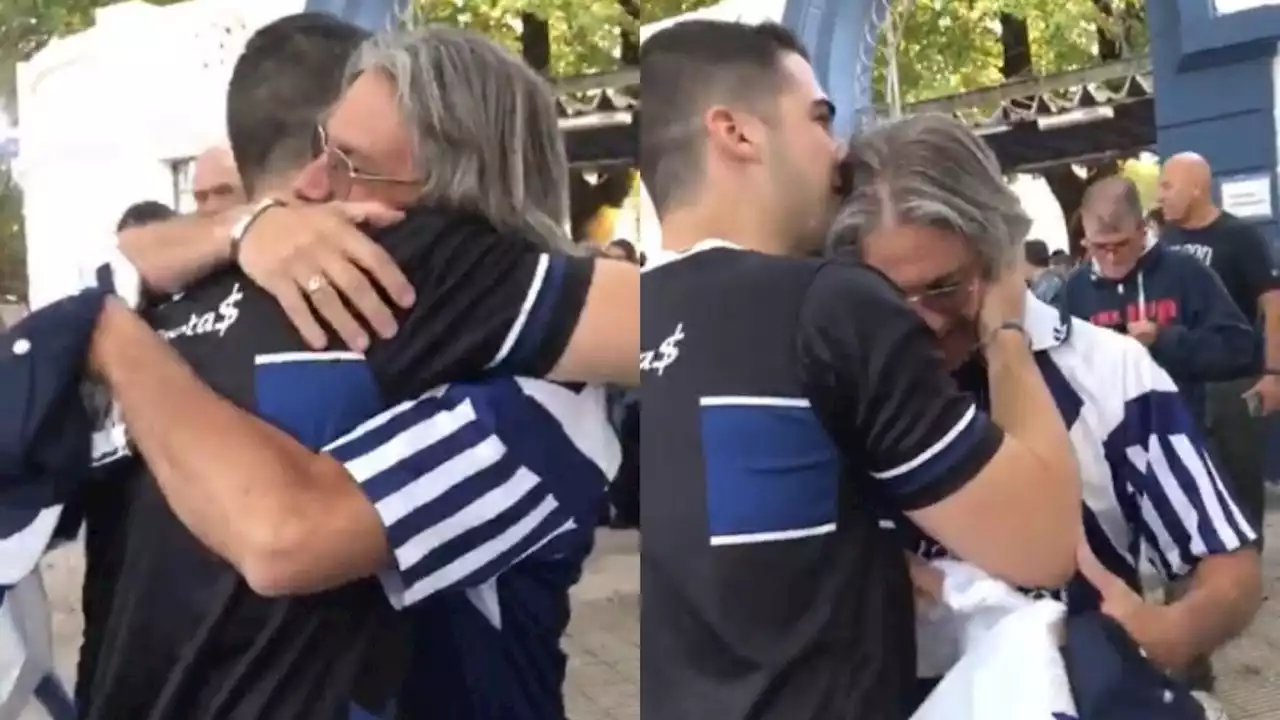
[228,197,285,263]
[981,320,1030,349]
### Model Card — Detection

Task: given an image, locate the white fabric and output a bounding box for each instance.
[0,254,147,717]
[0,573,56,720]
[912,560,1077,720]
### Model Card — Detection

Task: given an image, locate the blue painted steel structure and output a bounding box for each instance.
[1149,0,1280,246]
[783,0,885,139]
[303,0,406,32]
[1149,0,1280,481]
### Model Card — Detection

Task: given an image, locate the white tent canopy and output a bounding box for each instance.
[639,0,788,42]
[15,0,306,308]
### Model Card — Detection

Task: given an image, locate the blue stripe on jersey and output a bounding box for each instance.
[253,352,383,449]
[699,398,839,545]
[492,255,566,375]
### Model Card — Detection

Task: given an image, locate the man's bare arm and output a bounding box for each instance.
[1260,290,1280,372]
[1157,550,1263,669]
[548,258,640,387]
[88,299,388,596]
[111,202,412,350]
[115,209,242,294]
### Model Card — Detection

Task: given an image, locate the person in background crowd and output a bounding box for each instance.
[115,201,175,232]
[828,115,1261,717]
[1146,206,1165,242]
[189,146,246,216]
[1049,248,1074,273]
[1159,150,1280,547]
[1059,176,1256,428]
[1024,238,1066,303]
[67,16,625,720]
[640,21,1079,720]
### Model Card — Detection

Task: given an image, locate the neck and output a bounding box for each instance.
[1179,203,1221,230]
[660,196,797,257]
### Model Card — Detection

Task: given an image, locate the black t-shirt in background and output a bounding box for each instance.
[1164,211,1280,321]
[640,245,1002,720]
[77,208,593,719]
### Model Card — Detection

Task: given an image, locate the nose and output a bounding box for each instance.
[912,305,949,336]
[292,156,335,203]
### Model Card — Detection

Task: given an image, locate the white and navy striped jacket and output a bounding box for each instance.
[905,293,1256,606]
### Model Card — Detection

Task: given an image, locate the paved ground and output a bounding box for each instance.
[1211,488,1280,719]
[35,529,641,720]
[31,506,1280,719]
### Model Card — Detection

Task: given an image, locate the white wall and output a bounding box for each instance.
[14,0,307,308]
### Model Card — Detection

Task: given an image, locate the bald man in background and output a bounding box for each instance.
[1161,153,1279,554]
[190,146,245,215]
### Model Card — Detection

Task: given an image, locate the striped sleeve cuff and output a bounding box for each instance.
[326,388,575,609]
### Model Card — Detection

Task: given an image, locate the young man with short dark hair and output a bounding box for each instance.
[640,22,1081,719]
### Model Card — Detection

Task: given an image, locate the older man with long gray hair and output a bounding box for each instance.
[50,16,632,720]
[827,114,1262,715]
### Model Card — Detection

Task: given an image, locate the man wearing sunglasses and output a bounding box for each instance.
[829,118,1261,716]
[1059,177,1256,427]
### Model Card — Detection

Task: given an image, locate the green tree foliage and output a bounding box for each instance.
[874,0,1148,107]
[0,164,23,301]
[875,0,1148,251]
[404,0,715,76]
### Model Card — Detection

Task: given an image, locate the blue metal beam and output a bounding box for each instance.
[783,0,885,139]
[303,0,408,32]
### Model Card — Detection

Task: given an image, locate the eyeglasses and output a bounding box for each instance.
[902,270,979,315]
[1085,233,1140,256]
[311,124,423,200]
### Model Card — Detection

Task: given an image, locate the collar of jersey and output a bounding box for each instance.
[1023,289,1070,352]
[648,242,1068,351]
[643,238,743,271]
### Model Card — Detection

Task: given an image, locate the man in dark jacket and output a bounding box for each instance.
[1060,176,1256,425]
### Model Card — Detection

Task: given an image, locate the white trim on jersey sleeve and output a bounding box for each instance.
[324,386,576,610]
[869,404,978,480]
[486,253,550,369]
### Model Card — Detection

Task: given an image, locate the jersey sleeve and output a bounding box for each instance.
[324,382,578,609]
[1111,339,1258,582]
[362,208,594,400]
[1231,221,1280,301]
[796,262,1003,510]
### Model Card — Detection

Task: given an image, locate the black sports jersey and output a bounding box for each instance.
[640,242,1002,720]
[77,207,593,719]
[78,270,408,720]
